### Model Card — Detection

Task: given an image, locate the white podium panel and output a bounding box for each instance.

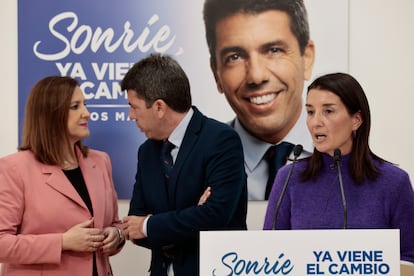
[200,229,400,276]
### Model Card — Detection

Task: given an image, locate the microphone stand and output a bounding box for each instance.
[334,148,347,229]
[272,145,303,230]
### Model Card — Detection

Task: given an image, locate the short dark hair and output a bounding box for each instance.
[121,53,192,113]
[303,72,385,183]
[203,0,310,67]
[19,76,88,165]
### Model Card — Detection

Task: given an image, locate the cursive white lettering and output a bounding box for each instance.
[33,11,179,61]
[221,252,294,275]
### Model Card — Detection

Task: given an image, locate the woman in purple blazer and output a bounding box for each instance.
[0,76,124,275]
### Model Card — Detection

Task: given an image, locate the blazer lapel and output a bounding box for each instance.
[43,164,88,210]
[167,107,203,202]
[77,150,106,227]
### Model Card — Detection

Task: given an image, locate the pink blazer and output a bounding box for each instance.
[0,148,122,276]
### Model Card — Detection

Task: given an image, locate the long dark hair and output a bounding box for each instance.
[302,73,385,183]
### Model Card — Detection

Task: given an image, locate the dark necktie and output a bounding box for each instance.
[264,141,294,199]
[161,140,175,185]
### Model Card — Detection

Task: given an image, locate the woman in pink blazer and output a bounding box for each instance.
[0,76,124,276]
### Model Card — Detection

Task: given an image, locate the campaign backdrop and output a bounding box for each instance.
[18,0,349,199]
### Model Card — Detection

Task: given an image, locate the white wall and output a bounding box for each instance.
[2,1,414,275]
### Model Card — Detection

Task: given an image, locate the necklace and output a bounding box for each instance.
[62,160,79,170]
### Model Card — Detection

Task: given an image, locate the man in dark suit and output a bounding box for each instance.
[121,53,247,276]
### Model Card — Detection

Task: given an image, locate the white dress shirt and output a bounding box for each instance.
[233,106,313,200]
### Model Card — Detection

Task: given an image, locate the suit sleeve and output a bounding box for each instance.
[128,147,147,216]
[102,152,122,227]
[128,147,151,248]
[146,127,247,247]
[0,157,62,264]
[101,152,124,254]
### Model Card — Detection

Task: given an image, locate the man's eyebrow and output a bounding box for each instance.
[219,46,244,59]
[260,40,288,50]
[218,40,289,59]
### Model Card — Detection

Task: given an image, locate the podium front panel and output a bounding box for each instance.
[200,229,400,276]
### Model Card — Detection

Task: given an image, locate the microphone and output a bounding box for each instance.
[334,148,347,229]
[272,144,303,229]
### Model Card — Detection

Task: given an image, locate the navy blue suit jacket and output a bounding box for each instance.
[128,107,247,275]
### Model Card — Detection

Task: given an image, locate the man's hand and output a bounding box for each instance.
[122,187,211,241]
[198,186,211,205]
[122,215,149,240]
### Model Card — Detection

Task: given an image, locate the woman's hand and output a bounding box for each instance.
[62,218,104,252]
[101,226,124,254]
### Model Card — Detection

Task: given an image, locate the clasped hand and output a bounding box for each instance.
[62,218,122,254]
[121,186,212,241]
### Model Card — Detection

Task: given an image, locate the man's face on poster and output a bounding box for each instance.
[211,10,314,143]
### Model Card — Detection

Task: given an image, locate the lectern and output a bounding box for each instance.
[200,229,402,276]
